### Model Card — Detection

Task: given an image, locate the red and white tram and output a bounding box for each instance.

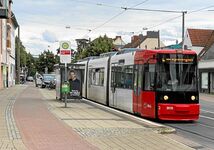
[75,49,200,121]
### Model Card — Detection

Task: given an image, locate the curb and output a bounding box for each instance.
[82,98,176,134]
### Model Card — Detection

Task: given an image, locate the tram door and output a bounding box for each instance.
[133,64,143,114]
[111,64,117,107]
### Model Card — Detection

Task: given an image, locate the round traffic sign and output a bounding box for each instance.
[62,42,69,49]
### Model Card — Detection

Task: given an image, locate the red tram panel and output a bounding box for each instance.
[133,49,200,121]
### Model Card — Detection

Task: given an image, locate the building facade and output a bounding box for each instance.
[183,28,213,55]
[112,36,126,50]
[198,32,214,94]
[0,0,17,89]
[124,31,165,49]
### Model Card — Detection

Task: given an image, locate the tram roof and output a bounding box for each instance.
[135,49,197,55]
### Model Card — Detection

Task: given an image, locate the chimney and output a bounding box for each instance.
[131,35,139,43]
[116,36,121,39]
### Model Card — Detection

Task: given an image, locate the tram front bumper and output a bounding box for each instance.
[158,104,200,121]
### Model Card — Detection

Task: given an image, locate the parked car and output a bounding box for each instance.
[27,76,34,82]
[41,74,56,88]
[48,79,56,89]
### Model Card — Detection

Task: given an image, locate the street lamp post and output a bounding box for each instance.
[16,25,21,84]
[44,54,48,74]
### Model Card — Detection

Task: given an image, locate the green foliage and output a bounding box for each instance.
[35,50,59,74]
[26,52,36,76]
[15,37,59,76]
[74,35,114,61]
[15,37,37,76]
[16,37,26,67]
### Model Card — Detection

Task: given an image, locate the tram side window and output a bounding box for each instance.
[89,68,104,86]
[111,65,133,89]
[144,64,155,91]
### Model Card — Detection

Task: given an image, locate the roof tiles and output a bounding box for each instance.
[188,28,213,47]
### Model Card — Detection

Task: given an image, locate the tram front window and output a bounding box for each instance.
[156,54,197,92]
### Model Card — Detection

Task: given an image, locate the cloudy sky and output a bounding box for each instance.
[12,0,214,55]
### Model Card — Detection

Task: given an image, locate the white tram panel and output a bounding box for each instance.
[109,52,135,113]
[87,57,109,105]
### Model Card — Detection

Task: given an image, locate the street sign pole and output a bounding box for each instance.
[59,41,71,108]
[65,63,67,108]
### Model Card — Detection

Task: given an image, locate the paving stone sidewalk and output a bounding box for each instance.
[14,85,97,150]
[41,88,194,150]
[0,85,27,150]
[0,85,196,150]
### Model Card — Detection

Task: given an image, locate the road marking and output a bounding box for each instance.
[201,109,214,114]
[198,123,214,129]
[200,115,214,121]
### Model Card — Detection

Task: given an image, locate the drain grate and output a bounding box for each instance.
[74,128,148,138]
[61,118,125,121]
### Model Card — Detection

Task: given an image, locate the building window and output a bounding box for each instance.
[89,68,104,86]
[201,72,208,89]
[111,65,133,89]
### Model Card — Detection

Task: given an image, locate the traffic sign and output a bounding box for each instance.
[60,41,71,64]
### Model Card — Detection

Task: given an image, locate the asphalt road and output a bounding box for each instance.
[165,99,214,150]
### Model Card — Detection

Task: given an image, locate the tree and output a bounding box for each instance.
[35,50,59,74]
[26,52,36,76]
[91,35,113,56]
[74,35,114,61]
[16,37,27,68]
[16,37,37,77]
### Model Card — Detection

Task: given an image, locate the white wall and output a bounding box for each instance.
[188,46,204,55]
[199,59,214,69]
[139,38,164,49]
[183,30,204,55]
[183,31,192,48]
[113,38,125,46]
[9,23,16,86]
[2,19,7,64]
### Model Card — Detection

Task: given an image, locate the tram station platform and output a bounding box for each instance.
[200,93,214,102]
[0,84,195,150]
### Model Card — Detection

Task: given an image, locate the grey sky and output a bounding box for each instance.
[13,0,214,55]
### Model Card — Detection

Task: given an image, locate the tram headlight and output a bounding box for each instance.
[163,95,169,101]
[191,96,196,101]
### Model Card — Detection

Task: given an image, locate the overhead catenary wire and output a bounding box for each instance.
[69,0,122,9]
[121,7,184,13]
[188,5,214,14]
[82,0,149,38]
[21,0,214,34]
[136,4,214,32]
[146,15,183,30]
[19,1,214,43]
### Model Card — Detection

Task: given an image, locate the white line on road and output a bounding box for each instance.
[200,115,214,121]
[198,123,214,129]
[201,109,214,114]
